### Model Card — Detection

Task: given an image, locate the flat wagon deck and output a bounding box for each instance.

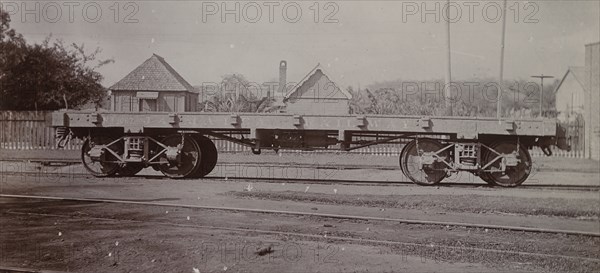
[52,111,571,187]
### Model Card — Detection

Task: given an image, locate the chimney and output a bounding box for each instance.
[278,60,287,98]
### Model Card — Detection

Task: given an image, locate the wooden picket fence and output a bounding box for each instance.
[0,111,586,158]
[0,111,84,150]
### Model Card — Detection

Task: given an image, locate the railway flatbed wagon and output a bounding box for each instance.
[52,111,571,187]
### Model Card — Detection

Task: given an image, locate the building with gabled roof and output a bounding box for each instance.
[555,42,600,160]
[282,63,352,115]
[555,66,588,120]
[110,54,197,112]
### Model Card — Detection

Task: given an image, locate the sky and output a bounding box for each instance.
[2,0,599,89]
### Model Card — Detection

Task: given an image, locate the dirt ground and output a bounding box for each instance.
[228,191,600,218]
[0,152,599,273]
[1,197,599,273]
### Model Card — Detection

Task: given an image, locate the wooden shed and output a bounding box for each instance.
[109,54,197,112]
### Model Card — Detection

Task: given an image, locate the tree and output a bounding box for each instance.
[0,8,23,43]
[0,9,112,110]
[0,8,26,91]
[350,78,559,118]
[198,74,284,113]
[220,73,251,99]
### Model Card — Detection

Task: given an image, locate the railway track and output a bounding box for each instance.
[6,210,600,262]
[2,194,599,273]
[1,193,599,273]
[218,176,600,191]
[1,169,598,191]
[0,266,66,273]
[3,157,599,173]
[2,193,599,238]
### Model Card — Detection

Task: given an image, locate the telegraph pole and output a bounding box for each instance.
[444,0,453,116]
[531,74,554,118]
[497,0,507,119]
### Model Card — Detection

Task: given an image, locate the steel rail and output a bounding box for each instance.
[2,158,597,173]
[0,170,597,191]
[214,176,600,191]
[0,265,67,273]
[1,194,599,238]
[5,209,600,263]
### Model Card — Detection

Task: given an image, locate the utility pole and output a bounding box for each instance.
[444,0,452,116]
[497,0,507,119]
[531,75,554,118]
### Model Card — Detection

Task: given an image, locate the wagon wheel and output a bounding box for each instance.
[115,163,144,177]
[401,139,449,186]
[478,145,497,185]
[191,135,218,178]
[483,141,532,187]
[398,143,410,179]
[81,136,121,177]
[158,134,201,179]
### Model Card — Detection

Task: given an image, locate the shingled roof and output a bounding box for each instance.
[110,54,195,92]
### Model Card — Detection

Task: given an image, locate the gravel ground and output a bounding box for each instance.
[1,172,597,234]
[1,198,599,273]
[228,191,600,219]
[1,150,598,272]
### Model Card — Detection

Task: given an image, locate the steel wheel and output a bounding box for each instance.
[192,135,218,178]
[478,145,497,185]
[116,163,144,177]
[81,136,121,177]
[398,143,410,179]
[401,139,449,186]
[158,135,201,179]
[483,141,532,187]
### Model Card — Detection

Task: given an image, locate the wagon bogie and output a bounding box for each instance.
[396,137,534,187]
[77,131,216,179]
